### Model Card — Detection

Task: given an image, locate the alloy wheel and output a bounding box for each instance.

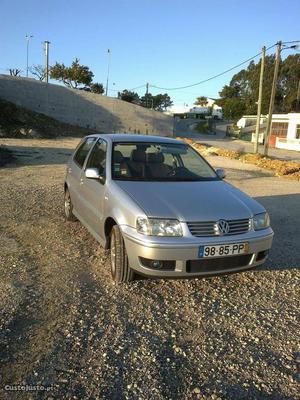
[110,232,116,278]
[64,191,71,217]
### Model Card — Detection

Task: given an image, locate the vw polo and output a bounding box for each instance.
[64,134,273,283]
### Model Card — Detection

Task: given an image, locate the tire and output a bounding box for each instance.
[110,225,134,283]
[64,188,77,222]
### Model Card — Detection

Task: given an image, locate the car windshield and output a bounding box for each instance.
[112,142,218,181]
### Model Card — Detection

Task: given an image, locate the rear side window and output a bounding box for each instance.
[73,138,96,168]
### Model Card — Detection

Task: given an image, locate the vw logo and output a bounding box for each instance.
[217,219,230,235]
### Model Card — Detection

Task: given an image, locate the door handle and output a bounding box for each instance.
[80,178,84,185]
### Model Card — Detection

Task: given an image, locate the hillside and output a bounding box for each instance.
[0,75,173,136]
[0,98,98,138]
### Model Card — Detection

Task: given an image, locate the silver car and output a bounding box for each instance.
[64,134,273,283]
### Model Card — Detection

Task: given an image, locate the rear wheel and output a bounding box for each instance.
[110,225,134,283]
[64,188,77,222]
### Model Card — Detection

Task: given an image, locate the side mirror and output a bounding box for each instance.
[216,168,226,179]
[85,168,100,179]
[85,168,105,183]
[85,168,105,185]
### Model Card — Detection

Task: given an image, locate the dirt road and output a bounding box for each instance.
[0,137,299,399]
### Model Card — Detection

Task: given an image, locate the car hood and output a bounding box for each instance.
[116,180,265,221]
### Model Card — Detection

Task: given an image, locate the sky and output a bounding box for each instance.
[0,0,299,106]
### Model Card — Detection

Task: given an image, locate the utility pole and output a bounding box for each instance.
[296,79,300,112]
[26,34,33,77]
[105,49,111,96]
[145,82,149,108]
[263,41,282,156]
[254,46,266,153]
[44,41,50,83]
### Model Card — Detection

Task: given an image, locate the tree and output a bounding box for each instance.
[79,83,104,94]
[219,84,240,99]
[153,93,173,111]
[50,58,94,89]
[278,54,300,112]
[140,93,173,111]
[90,83,104,94]
[217,54,300,120]
[30,64,46,81]
[9,69,21,76]
[118,90,140,103]
[220,98,246,121]
[195,96,208,106]
[140,93,153,108]
[217,84,244,119]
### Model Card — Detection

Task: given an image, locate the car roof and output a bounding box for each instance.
[86,133,183,144]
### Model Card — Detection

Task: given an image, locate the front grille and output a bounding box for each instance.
[186,254,252,273]
[187,218,251,237]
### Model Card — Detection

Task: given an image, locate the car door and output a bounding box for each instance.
[78,138,108,240]
[67,137,96,212]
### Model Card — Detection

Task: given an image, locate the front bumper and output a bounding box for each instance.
[121,226,274,278]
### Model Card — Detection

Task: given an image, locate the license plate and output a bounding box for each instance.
[199,243,249,258]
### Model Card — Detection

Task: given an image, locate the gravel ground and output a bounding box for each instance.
[0,137,299,400]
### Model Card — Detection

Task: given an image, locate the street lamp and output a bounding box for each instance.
[105,49,111,96]
[26,34,33,78]
[44,41,50,83]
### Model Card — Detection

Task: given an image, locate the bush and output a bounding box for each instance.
[194,121,210,134]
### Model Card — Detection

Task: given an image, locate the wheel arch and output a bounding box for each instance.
[104,217,117,249]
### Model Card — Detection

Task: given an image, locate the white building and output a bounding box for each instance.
[271,113,300,151]
[165,104,191,115]
[166,98,223,119]
[237,113,300,151]
[237,115,267,129]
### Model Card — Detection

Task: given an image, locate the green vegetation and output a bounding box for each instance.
[84,82,105,94]
[50,58,93,88]
[194,121,210,134]
[118,90,140,104]
[217,54,300,120]
[50,58,104,94]
[118,90,173,111]
[194,96,208,106]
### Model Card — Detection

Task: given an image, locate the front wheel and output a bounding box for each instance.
[110,225,134,283]
[64,188,77,222]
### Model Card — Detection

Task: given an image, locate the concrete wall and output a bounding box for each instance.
[276,137,300,151]
[0,75,173,136]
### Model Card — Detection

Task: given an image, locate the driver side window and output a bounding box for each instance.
[86,139,107,175]
[73,137,96,168]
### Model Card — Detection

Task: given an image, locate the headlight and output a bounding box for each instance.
[136,217,183,237]
[253,212,270,230]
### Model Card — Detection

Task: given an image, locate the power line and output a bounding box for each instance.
[108,84,146,94]
[150,43,277,91]
[282,40,300,45]
[71,39,298,96]
[149,85,218,97]
[129,84,146,91]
